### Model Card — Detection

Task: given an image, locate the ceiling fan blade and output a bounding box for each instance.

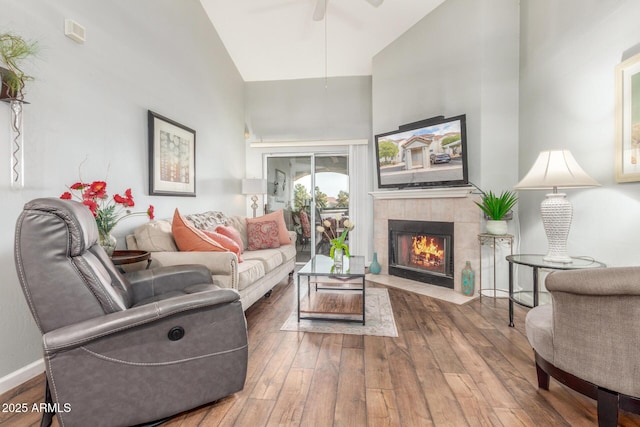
[313,0,327,21]
[365,0,383,7]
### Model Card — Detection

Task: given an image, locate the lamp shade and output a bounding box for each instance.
[242,178,267,195]
[514,150,599,191]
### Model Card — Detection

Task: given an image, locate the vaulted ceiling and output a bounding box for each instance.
[200,0,446,82]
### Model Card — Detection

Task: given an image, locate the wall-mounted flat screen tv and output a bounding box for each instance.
[375,114,468,189]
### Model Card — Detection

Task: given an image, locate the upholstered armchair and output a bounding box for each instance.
[525,267,640,427]
[14,198,248,427]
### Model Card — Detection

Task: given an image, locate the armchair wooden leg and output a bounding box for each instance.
[535,362,550,390]
[597,387,619,427]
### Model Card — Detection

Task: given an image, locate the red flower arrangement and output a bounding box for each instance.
[60,181,154,238]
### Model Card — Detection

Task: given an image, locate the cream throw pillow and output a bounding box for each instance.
[134,220,178,252]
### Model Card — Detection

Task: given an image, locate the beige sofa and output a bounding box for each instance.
[126,212,296,310]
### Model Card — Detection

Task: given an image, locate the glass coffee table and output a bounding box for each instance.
[297,255,366,324]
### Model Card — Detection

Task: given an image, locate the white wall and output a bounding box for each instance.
[518,0,640,266]
[244,76,372,257]
[245,76,372,143]
[0,0,245,380]
[372,0,520,290]
[372,0,520,192]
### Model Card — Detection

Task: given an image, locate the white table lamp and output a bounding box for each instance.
[242,178,267,218]
[514,150,599,263]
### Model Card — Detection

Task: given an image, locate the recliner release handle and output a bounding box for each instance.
[168,326,185,341]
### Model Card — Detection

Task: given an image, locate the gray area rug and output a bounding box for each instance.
[280,287,398,337]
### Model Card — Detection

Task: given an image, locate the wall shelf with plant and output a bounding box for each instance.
[0,32,38,189]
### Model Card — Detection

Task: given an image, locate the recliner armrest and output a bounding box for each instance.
[126,264,213,303]
[43,288,241,353]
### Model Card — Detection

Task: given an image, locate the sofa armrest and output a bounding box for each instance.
[146,251,239,289]
[125,264,213,302]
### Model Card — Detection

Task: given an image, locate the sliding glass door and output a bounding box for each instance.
[266,153,349,264]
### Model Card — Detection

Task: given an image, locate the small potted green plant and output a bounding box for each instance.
[0,32,38,100]
[475,190,518,235]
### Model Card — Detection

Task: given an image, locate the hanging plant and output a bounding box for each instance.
[0,33,38,100]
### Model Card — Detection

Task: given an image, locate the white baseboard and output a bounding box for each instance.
[0,359,45,395]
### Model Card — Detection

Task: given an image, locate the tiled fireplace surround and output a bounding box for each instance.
[372,189,482,294]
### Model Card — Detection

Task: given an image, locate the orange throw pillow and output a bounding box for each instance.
[171,209,227,252]
[246,209,291,246]
[215,225,244,253]
[203,230,243,262]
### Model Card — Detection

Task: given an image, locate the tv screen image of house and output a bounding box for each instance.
[375,114,468,189]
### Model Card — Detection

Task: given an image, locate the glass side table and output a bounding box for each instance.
[506,254,606,327]
[478,233,513,299]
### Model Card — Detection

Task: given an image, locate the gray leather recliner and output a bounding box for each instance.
[14,198,248,427]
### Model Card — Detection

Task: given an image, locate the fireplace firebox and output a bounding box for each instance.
[388,219,454,288]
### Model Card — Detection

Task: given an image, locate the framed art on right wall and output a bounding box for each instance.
[615,52,640,182]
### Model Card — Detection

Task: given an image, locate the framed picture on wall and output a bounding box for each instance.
[148,110,196,196]
[615,52,640,182]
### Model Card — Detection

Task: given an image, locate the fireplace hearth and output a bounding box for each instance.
[371,188,481,294]
[388,219,454,288]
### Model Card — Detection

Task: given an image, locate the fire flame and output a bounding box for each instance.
[411,236,444,266]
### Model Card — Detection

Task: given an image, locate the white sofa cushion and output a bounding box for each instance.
[243,249,283,273]
[237,260,265,291]
[276,243,296,262]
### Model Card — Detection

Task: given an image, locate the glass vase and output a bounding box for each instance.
[333,247,344,270]
[369,252,381,274]
[462,260,475,296]
[98,230,117,257]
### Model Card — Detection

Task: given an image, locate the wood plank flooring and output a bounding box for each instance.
[2,276,640,426]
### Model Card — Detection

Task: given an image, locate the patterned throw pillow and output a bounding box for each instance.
[246,209,291,245]
[247,221,281,251]
[184,211,228,230]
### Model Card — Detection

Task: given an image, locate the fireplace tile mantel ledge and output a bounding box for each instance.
[369,186,474,200]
